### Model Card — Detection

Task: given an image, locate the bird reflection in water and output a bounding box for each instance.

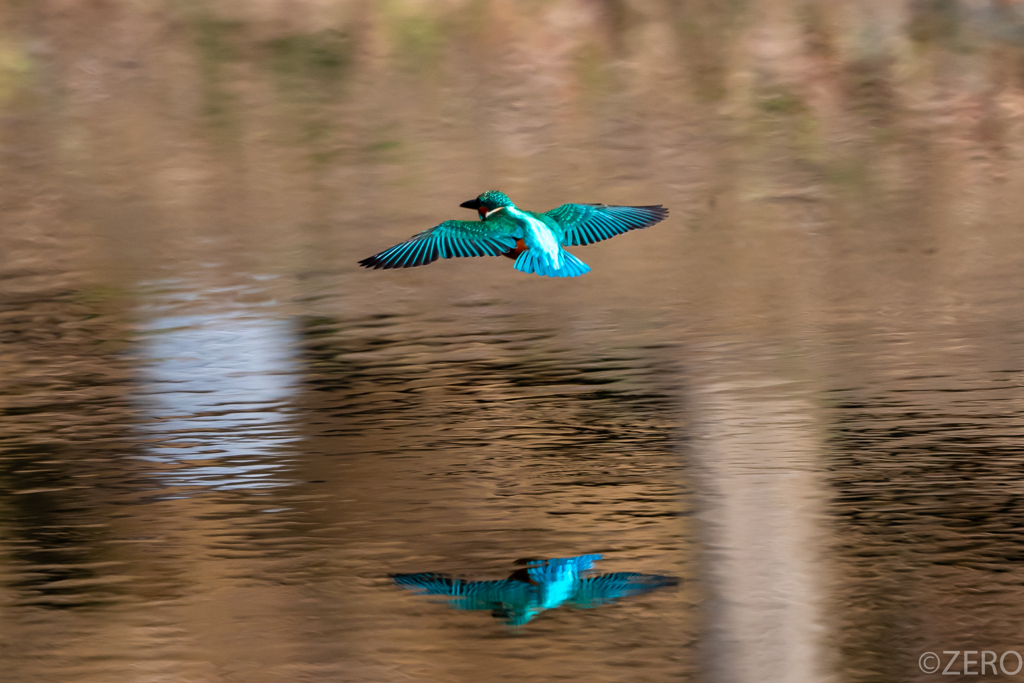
[391,554,678,626]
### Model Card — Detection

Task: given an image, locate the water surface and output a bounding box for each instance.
[3,2,1024,682]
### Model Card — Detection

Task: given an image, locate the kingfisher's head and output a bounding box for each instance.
[460,191,513,219]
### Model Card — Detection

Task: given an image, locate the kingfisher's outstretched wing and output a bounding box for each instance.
[359,220,518,270]
[569,572,679,608]
[545,204,668,247]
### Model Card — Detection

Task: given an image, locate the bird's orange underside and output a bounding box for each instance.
[503,239,527,260]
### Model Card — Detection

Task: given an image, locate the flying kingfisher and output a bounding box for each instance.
[358,191,668,278]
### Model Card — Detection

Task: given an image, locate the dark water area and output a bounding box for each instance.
[4,1,1024,682]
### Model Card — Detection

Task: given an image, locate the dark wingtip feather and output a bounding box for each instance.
[358,256,382,269]
[358,239,443,270]
[627,205,669,227]
[357,255,397,270]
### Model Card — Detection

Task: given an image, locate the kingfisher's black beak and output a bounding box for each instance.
[460,198,481,210]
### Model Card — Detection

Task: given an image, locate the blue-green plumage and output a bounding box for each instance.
[391,554,679,626]
[358,191,668,278]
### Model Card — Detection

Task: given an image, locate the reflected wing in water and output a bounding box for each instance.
[391,555,678,626]
[391,572,538,625]
[391,573,533,605]
[569,572,680,608]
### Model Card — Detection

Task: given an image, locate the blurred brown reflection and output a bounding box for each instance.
[823,338,1024,682]
[0,251,141,606]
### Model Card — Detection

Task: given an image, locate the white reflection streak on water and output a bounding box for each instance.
[693,373,830,683]
[136,301,299,492]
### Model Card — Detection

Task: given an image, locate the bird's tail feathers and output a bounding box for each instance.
[514,249,590,278]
